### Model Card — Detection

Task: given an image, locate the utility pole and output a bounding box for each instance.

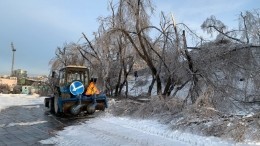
[11,42,16,76]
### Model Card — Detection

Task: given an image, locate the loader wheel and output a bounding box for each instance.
[96,103,105,111]
[100,104,105,111]
[54,96,61,116]
[44,98,54,113]
[87,105,95,115]
[49,97,54,113]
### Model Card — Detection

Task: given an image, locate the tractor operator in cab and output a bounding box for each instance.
[85,78,100,96]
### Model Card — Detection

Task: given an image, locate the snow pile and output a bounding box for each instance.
[108,96,260,144]
[0,94,45,112]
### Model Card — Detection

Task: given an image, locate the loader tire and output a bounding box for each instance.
[87,105,95,115]
[54,96,62,116]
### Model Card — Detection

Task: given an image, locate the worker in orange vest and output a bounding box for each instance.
[85,78,100,96]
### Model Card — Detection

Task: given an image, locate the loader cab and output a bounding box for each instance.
[58,65,89,87]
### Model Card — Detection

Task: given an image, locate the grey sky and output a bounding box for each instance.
[0,0,258,76]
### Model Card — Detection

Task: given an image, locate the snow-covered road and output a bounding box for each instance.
[41,116,190,146]
[0,94,258,146]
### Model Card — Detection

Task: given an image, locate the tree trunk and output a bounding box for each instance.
[148,76,156,96]
[119,59,134,96]
[118,75,127,96]
[182,30,199,103]
[135,0,162,95]
[172,80,190,97]
[155,74,162,95]
[125,79,128,98]
[163,76,174,96]
[115,67,123,96]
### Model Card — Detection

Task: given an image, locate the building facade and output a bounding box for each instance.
[0,77,17,91]
[12,69,27,78]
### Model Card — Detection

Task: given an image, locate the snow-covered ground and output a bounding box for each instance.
[126,75,189,98]
[0,93,45,112]
[40,115,258,146]
[127,75,156,96]
[0,94,259,146]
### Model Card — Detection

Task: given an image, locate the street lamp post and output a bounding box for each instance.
[11,42,16,76]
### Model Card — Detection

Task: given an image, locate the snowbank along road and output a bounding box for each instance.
[41,116,257,146]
